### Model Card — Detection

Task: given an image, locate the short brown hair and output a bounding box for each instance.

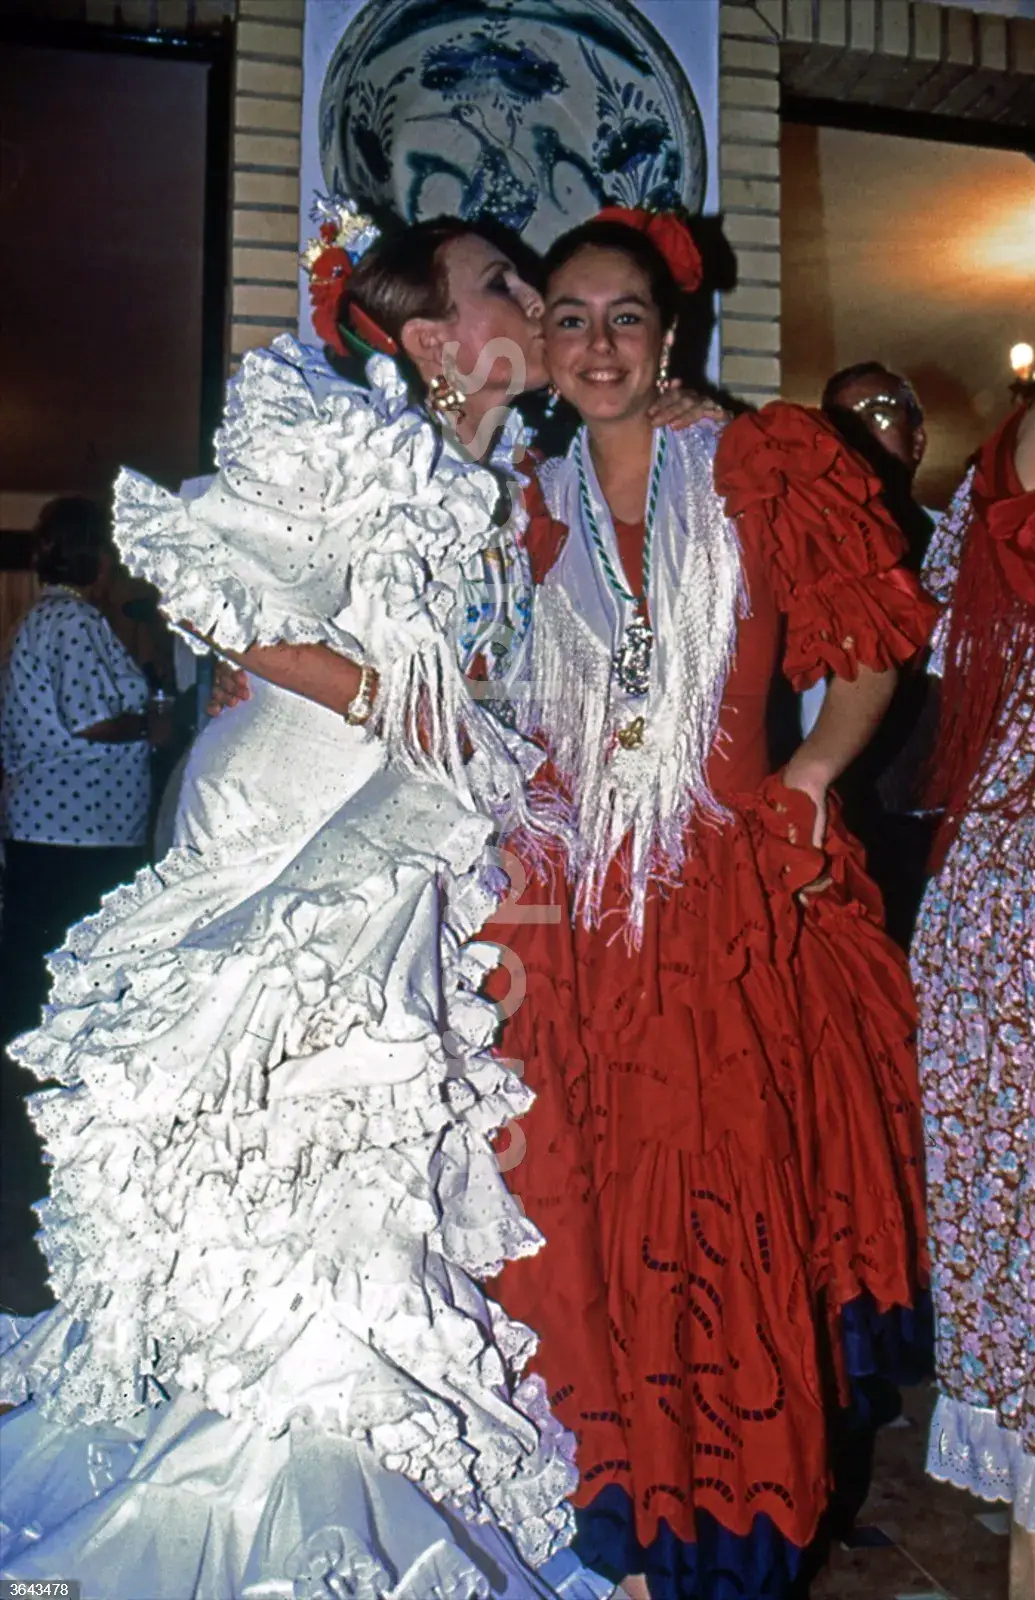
[345,216,481,349]
[35,496,110,587]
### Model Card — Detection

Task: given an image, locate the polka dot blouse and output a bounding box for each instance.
[1,588,150,847]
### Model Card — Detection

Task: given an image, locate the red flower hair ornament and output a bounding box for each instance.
[301,198,398,359]
[593,206,704,295]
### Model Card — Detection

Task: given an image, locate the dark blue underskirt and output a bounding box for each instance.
[840,1290,933,1426]
[572,1494,802,1599]
[571,1291,934,1600]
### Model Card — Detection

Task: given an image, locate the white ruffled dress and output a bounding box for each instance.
[0,339,603,1600]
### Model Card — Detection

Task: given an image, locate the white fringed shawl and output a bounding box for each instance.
[529,423,745,941]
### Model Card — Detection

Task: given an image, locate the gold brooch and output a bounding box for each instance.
[617,716,646,750]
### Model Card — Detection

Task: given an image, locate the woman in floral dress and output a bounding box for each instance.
[912,401,1035,1598]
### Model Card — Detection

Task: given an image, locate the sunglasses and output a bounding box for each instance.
[850,390,923,432]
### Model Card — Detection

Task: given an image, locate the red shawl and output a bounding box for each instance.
[928,405,1035,862]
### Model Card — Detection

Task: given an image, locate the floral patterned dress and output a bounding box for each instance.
[911,411,1035,1532]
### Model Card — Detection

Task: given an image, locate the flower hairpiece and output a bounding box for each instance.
[593,206,704,295]
[301,195,398,359]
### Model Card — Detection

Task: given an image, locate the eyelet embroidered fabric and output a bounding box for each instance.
[0,337,586,1597]
[928,1396,1035,1531]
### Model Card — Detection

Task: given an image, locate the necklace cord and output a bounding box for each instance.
[577,431,668,606]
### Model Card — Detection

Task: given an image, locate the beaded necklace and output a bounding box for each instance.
[576,429,668,700]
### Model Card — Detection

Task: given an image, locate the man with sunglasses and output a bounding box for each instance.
[808,362,943,946]
[822,361,936,570]
[789,362,942,1557]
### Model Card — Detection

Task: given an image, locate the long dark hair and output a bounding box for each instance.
[542,219,681,330]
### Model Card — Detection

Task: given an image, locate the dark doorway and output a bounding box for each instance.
[0,20,232,524]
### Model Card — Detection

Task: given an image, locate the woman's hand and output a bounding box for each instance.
[208,657,250,716]
[647,380,729,432]
[781,752,830,850]
[780,751,834,899]
[781,664,898,892]
[182,622,379,723]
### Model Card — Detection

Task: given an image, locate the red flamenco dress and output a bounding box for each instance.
[485,408,936,1598]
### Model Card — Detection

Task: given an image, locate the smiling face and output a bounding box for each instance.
[543,244,669,425]
[401,233,547,405]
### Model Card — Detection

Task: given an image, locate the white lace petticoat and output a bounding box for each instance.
[928,1394,1035,1531]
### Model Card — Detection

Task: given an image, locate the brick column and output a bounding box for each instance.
[229,0,304,360]
[718,1,783,406]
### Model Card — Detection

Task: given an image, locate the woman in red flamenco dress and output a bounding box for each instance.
[486,213,936,1600]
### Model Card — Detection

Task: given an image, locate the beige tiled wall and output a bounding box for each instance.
[719,2,782,407]
[9,0,1033,398]
[229,1,304,361]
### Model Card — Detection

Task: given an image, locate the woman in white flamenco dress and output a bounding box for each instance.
[0,321,608,1599]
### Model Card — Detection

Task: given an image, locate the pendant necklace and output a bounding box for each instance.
[577,430,667,702]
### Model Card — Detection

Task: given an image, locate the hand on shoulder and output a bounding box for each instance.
[646,379,730,432]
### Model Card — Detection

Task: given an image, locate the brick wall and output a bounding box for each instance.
[229,0,304,361]
[6,0,1031,393]
[719,2,783,407]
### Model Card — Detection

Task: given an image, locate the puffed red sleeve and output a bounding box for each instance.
[714,402,939,690]
[516,452,569,585]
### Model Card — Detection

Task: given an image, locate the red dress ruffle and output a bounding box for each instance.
[972,409,1035,606]
[485,410,933,1556]
[715,403,939,689]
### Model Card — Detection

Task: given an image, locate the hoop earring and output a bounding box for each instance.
[545,384,560,418]
[427,373,465,419]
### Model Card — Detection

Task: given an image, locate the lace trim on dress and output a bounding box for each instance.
[0,819,577,1564]
[113,336,562,845]
[928,1395,1035,1532]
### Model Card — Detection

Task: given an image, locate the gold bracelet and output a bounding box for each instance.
[345,663,376,726]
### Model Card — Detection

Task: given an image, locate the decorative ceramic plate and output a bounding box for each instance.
[319,0,706,250]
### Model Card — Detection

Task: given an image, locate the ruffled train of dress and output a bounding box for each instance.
[0,1355,612,1599]
[0,337,606,1597]
[0,708,585,1594]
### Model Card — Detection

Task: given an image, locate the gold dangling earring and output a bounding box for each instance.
[657,332,674,392]
[427,373,465,420]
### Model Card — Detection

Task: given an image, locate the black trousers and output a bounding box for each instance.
[0,840,145,1313]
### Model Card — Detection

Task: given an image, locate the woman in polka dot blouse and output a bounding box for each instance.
[0,497,163,1041]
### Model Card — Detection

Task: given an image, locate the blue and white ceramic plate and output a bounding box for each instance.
[319,0,706,250]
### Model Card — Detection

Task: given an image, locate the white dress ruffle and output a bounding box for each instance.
[0,1333,609,1599]
[927,1395,1035,1532]
[0,341,590,1597]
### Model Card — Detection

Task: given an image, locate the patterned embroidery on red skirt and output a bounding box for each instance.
[583,1457,634,1483]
